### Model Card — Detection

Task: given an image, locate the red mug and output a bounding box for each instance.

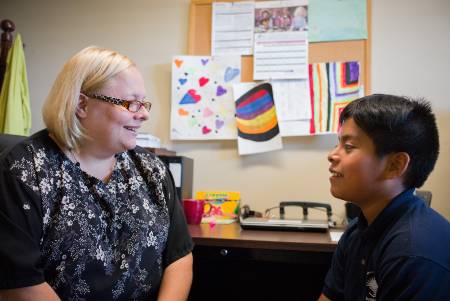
[183,199,205,225]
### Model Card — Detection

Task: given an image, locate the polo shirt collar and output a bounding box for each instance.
[356,188,418,240]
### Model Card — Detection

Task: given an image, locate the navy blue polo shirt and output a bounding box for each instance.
[323,189,450,300]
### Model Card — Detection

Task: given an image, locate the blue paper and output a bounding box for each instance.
[309,0,367,42]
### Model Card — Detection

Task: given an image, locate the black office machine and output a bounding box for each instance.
[157,155,193,201]
[279,201,333,222]
[240,201,333,232]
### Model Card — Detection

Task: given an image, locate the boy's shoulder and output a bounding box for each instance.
[379,201,450,270]
[339,195,450,271]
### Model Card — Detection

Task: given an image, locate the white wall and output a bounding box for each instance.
[371,0,450,218]
[2,0,449,220]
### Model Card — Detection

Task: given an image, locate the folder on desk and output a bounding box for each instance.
[239,216,330,232]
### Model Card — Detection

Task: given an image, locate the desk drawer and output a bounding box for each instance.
[190,245,331,301]
[193,245,251,261]
[193,245,332,264]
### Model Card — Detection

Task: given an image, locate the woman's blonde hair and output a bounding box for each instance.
[42,46,134,151]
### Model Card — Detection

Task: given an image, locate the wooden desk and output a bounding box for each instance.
[188,223,338,301]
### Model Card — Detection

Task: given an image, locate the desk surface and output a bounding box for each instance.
[188,222,339,253]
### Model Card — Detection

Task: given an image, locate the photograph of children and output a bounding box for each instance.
[291,5,308,31]
[255,5,308,33]
[255,9,273,32]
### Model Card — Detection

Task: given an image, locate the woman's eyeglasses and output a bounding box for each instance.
[86,94,151,113]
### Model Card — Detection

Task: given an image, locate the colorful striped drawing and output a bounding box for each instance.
[309,61,360,134]
[235,83,280,142]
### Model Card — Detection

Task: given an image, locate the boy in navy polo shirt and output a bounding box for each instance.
[318,94,450,301]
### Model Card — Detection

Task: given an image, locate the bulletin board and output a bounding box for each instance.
[187,0,372,95]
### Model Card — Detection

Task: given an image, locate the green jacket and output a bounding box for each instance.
[0,33,31,135]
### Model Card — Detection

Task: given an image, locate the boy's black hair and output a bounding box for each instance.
[339,94,439,188]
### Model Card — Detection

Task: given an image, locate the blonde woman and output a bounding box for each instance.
[0,46,193,301]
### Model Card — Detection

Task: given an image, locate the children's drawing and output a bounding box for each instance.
[276,61,360,136]
[171,55,241,140]
[233,82,283,155]
[310,61,360,134]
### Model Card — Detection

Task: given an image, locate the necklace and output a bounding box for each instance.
[70,149,80,167]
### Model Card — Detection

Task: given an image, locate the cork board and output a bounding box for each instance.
[187,0,371,94]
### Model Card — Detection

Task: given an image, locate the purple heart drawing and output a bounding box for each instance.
[201,58,209,66]
[224,67,240,82]
[216,85,227,96]
[215,119,225,129]
[178,78,187,85]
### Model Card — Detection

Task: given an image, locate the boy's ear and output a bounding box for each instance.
[384,152,410,179]
[76,94,89,118]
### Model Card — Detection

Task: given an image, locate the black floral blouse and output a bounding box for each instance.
[0,130,193,300]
